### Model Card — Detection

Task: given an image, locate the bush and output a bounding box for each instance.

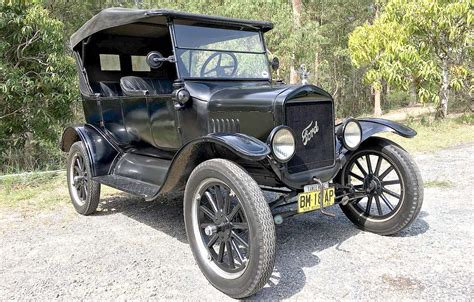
[0,3,78,174]
[385,90,410,110]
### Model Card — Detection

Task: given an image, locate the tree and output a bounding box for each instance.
[290,0,302,84]
[0,3,77,172]
[384,0,472,118]
[305,0,375,116]
[348,19,407,116]
[350,0,472,118]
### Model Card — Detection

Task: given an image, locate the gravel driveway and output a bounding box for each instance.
[1,143,473,300]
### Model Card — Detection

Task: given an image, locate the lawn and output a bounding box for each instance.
[379,114,474,153]
[0,171,119,213]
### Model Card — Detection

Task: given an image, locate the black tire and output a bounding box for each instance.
[66,141,101,215]
[340,138,423,235]
[184,159,275,298]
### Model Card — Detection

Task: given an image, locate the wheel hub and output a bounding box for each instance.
[364,174,382,194]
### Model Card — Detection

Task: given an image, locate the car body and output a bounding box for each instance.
[61,8,423,298]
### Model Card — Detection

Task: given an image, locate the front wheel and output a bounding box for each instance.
[340,138,423,235]
[184,159,275,298]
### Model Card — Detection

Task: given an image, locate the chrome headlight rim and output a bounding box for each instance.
[268,126,296,163]
[341,118,362,151]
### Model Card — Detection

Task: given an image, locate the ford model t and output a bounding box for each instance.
[61,8,424,298]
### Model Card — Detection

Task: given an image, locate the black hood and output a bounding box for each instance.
[185,81,331,112]
[183,80,333,142]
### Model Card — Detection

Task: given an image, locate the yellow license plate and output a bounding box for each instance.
[297,187,335,213]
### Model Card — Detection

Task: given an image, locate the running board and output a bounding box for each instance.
[93,175,160,199]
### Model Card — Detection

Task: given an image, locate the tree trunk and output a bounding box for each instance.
[290,58,298,84]
[373,86,382,116]
[438,58,449,118]
[290,0,302,84]
[409,77,417,106]
[313,51,320,85]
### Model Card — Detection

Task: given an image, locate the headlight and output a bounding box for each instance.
[269,126,296,162]
[342,119,362,150]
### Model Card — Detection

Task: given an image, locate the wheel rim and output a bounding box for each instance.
[69,152,88,206]
[344,151,405,221]
[191,178,250,279]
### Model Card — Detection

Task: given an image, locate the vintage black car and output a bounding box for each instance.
[61,8,424,298]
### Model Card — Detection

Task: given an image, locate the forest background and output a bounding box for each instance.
[0,0,472,173]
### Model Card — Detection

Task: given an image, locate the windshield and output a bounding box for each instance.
[173,24,270,80]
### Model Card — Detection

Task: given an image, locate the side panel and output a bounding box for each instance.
[101,98,131,145]
[148,95,181,149]
[61,124,120,176]
[121,96,152,145]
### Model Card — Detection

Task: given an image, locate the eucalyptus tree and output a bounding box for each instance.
[350,0,472,118]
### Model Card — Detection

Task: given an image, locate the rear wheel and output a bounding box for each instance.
[184,159,275,298]
[340,139,423,235]
[66,141,100,215]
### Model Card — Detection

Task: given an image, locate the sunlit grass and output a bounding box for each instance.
[0,171,120,212]
[424,179,453,188]
[378,114,474,153]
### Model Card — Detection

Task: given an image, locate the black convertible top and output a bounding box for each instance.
[70,8,274,48]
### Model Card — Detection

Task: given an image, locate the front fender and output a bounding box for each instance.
[336,118,415,167]
[157,133,270,195]
[60,124,119,176]
[358,118,416,141]
[336,118,416,151]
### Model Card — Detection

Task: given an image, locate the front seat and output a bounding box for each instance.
[120,76,156,96]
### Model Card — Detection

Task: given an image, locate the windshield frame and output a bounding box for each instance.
[170,21,271,81]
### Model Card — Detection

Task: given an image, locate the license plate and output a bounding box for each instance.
[297,187,335,213]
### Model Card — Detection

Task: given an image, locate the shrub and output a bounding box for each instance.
[0,3,77,173]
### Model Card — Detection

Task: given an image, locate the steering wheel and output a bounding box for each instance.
[200,52,238,78]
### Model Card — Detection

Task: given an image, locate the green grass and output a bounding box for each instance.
[424,179,453,188]
[0,171,120,212]
[0,172,69,211]
[379,114,474,153]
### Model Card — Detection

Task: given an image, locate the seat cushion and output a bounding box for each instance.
[120,76,156,96]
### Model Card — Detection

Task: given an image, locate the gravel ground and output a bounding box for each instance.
[0,143,473,300]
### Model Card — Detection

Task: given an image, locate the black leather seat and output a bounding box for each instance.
[99,82,122,97]
[120,76,156,96]
[148,79,173,94]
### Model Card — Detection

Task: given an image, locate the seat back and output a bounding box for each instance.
[120,76,156,96]
[148,79,174,94]
[99,82,122,97]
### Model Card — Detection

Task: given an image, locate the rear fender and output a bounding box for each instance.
[60,124,119,176]
[157,133,270,195]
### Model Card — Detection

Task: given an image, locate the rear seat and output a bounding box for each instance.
[90,81,122,97]
[99,82,122,97]
[120,76,174,96]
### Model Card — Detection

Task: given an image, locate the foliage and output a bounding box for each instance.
[349,0,473,116]
[0,3,77,173]
[0,0,472,173]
